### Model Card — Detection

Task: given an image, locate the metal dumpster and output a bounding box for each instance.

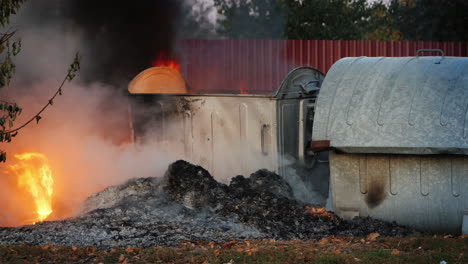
[129,66,329,204]
[312,54,468,233]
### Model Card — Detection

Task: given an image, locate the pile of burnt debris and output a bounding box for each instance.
[0,160,415,248]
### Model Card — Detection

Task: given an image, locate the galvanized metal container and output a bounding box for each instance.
[312,55,468,233]
[130,67,329,204]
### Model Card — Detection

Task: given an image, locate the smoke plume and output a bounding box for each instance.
[0,0,186,226]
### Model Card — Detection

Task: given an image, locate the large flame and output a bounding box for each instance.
[152,53,181,72]
[9,153,54,224]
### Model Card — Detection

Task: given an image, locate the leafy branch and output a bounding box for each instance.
[0,53,81,162]
[0,30,21,88]
[0,0,26,27]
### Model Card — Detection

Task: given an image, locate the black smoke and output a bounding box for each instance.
[16,0,181,86]
[64,0,181,86]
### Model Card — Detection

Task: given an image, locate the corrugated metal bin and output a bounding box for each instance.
[130,67,329,204]
[312,54,468,233]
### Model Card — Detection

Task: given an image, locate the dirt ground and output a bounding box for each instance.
[0,235,466,264]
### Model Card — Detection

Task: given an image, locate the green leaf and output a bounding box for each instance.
[8,120,13,128]
[35,115,42,124]
[0,118,5,126]
[49,99,53,106]
[11,131,18,137]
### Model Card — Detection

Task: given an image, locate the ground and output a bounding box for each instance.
[0,235,466,264]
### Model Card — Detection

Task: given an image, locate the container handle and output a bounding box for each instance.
[416,49,444,64]
[300,80,320,94]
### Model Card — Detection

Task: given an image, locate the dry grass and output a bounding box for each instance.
[0,235,466,264]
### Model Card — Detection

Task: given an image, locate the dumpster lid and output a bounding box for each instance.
[312,56,468,155]
[128,66,324,99]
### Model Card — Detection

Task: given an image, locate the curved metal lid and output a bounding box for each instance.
[312,56,468,155]
[128,66,187,94]
[274,66,325,99]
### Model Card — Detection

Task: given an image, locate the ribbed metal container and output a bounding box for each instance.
[130,67,329,205]
[312,55,468,233]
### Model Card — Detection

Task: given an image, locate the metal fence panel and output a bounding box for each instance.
[178,40,468,94]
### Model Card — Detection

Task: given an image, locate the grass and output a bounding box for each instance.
[0,235,466,264]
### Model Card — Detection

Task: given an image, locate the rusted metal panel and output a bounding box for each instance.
[178,40,468,94]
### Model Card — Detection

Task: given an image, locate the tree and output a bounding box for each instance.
[0,0,80,162]
[286,0,374,40]
[214,0,468,41]
[390,0,468,41]
[214,0,287,38]
[214,0,376,39]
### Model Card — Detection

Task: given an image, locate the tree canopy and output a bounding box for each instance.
[214,0,468,41]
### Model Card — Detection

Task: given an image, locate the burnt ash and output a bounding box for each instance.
[0,160,414,248]
[164,161,412,240]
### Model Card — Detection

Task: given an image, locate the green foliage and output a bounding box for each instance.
[0,33,21,88]
[214,0,376,39]
[285,0,373,40]
[386,0,468,41]
[214,0,287,38]
[67,52,81,82]
[0,1,81,162]
[0,0,26,27]
[214,0,468,41]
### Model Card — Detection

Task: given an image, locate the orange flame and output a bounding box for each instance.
[9,153,54,224]
[152,53,181,72]
[305,206,336,221]
[239,80,249,95]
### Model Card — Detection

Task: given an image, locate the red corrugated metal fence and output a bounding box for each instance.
[178,40,468,94]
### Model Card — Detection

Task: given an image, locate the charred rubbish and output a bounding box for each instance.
[0,160,415,248]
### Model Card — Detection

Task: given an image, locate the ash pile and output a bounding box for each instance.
[0,160,414,248]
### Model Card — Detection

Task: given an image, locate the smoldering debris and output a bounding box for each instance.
[0,160,415,248]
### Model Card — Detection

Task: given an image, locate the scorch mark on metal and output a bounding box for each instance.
[365,179,387,208]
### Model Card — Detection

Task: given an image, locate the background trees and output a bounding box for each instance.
[213,0,468,41]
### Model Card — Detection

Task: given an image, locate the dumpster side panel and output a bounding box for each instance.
[330,152,468,233]
[139,96,279,182]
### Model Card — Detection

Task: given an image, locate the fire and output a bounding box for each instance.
[305,206,336,221]
[239,80,249,95]
[9,153,54,224]
[152,53,181,72]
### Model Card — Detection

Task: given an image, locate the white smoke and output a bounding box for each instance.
[0,4,178,226]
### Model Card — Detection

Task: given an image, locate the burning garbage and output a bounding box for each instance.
[8,153,54,224]
[0,160,414,248]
